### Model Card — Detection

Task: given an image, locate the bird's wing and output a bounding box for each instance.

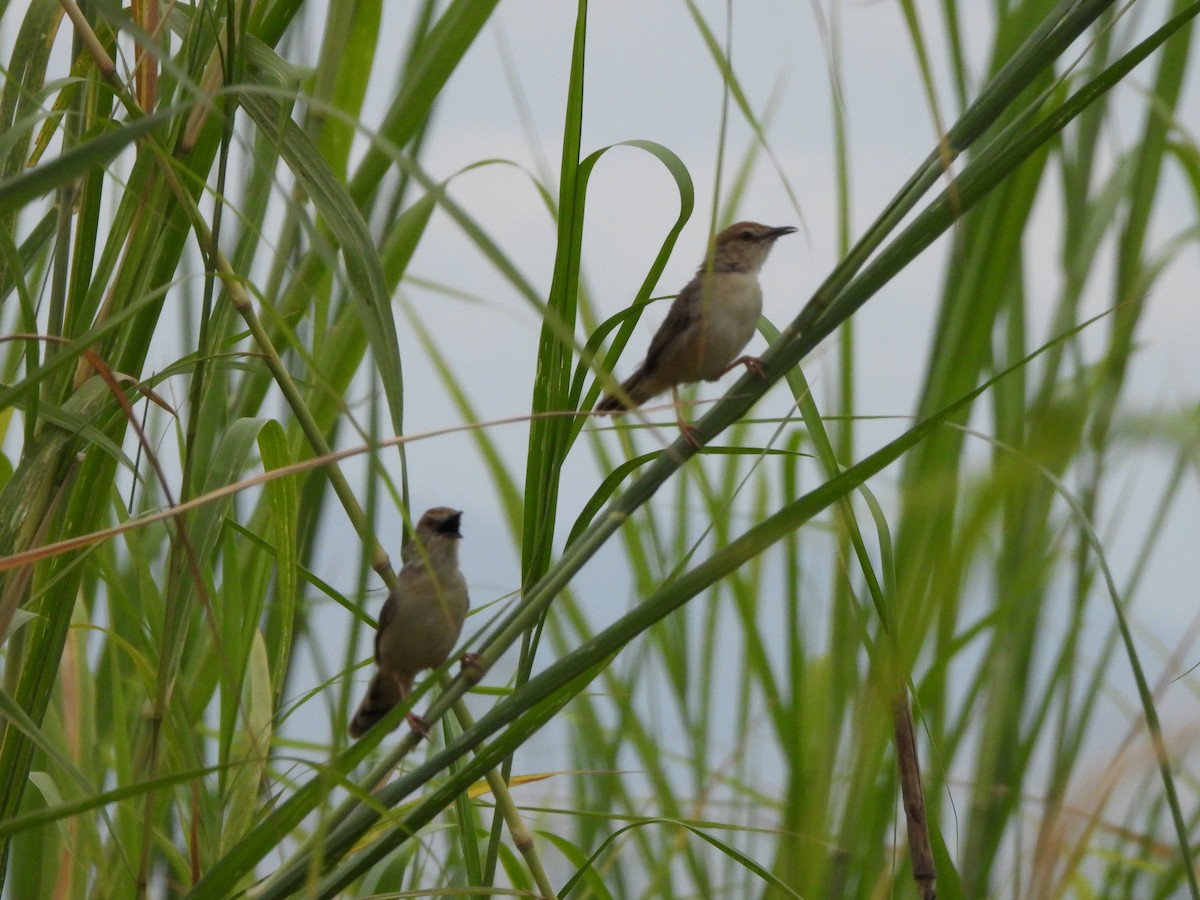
[644,278,700,372]
[373,580,403,664]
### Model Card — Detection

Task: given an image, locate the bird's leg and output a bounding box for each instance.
[712,354,766,380]
[672,386,703,448]
[459,652,485,684]
[405,710,429,739]
[405,712,431,740]
[393,674,430,739]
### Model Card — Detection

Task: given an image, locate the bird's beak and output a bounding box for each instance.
[766,226,798,240]
[439,511,464,537]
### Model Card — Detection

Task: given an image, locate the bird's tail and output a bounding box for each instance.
[596,367,666,413]
[349,671,403,738]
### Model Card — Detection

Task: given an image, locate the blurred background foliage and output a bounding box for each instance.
[0,0,1199,897]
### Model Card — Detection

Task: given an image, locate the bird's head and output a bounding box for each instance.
[403,507,464,565]
[711,221,797,273]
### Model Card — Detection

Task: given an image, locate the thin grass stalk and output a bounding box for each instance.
[146,152,395,582]
[893,689,935,899]
[451,697,559,900]
[490,0,591,889]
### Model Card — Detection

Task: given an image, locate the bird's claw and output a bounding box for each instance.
[678,421,704,448]
[713,355,766,380]
[406,712,431,740]
[742,356,767,379]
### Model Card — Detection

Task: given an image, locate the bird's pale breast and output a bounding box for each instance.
[694,273,762,378]
[377,569,469,675]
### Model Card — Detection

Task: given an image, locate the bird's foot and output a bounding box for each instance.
[668,386,704,449]
[714,355,766,380]
[406,712,431,740]
[459,652,486,684]
[677,419,704,449]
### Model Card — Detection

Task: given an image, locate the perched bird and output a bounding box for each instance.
[596,221,796,443]
[349,507,470,738]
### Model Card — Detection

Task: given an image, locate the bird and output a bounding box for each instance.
[595,221,796,444]
[349,506,471,739]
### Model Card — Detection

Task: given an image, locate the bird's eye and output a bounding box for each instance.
[739,230,756,241]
